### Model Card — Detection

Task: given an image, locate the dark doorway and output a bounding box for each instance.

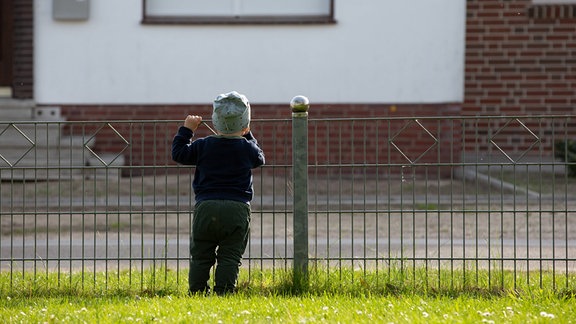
[0,0,13,88]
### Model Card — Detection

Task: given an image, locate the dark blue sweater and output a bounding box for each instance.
[172,126,265,204]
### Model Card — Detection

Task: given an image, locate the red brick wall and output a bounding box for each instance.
[12,0,33,99]
[464,0,576,157]
[59,103,460,175]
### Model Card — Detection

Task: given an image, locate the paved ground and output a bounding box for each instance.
[1,174,575,272]
[2,202,575,272]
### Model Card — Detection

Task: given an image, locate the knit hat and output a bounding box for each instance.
[212,91,251,134]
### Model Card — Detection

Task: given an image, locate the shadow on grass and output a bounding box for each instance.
[1,266,574,301]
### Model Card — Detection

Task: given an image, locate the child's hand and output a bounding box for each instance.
[184,115,202,131]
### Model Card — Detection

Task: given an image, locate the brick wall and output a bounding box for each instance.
[12,0,33,99]
[60,103,460,175]
[464,0,576,158]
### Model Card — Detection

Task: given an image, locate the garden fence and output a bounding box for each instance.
[1,111,574,292]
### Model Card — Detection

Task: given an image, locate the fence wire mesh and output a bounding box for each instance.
[0,116,574,292]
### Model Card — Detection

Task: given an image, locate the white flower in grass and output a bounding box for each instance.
[540,311,555,319]
[322,306,329,311]
[422,312,429,318]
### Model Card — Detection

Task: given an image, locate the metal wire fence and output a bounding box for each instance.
[0,115,574,292]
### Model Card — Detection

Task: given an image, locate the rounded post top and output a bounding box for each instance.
[290,95,310,113]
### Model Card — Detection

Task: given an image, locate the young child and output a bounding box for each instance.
[172,91,265,295]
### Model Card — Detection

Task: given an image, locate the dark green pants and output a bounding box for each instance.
[189,200,250,295]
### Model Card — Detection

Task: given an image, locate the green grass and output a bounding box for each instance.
[0,268,575,323]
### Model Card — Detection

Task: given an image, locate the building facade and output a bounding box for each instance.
[0,0,574,168]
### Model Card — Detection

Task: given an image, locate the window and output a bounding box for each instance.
[142,0,335,24]
[529,0,576,19]
[532,0,576,3]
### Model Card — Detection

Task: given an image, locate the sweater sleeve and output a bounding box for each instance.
[171,126,197,165]
[244,131,265,168]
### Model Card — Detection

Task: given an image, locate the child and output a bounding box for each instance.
[172,91,265,295]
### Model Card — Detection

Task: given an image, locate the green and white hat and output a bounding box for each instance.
[212,91,251,134]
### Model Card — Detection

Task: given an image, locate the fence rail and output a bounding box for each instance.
[1,114,575,292]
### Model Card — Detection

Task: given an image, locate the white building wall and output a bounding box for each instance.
[34,0,466,105]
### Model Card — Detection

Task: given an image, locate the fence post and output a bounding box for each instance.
[291,95,310,292]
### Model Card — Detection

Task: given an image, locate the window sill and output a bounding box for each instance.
[141,15,337,25]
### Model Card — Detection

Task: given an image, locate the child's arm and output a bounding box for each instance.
[242,131,265,168]
[172,115,202,165]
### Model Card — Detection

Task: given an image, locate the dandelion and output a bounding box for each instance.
[443,314,449,319]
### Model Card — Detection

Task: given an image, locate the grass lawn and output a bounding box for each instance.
[1,293,574,323]
[1,268,574,323]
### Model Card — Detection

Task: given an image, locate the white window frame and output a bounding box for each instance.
[142,0,335,25]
